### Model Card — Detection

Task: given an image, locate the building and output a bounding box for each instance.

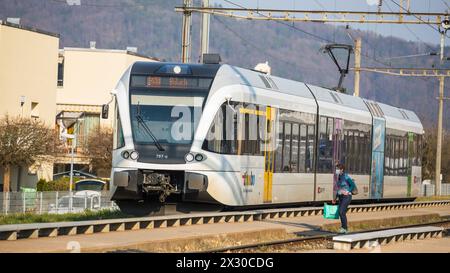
[0,20,59,190]
[55,44,158,176]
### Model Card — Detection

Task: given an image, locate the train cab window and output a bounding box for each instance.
[114,105,125,149]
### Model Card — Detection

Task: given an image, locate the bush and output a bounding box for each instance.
[36,177,82,191]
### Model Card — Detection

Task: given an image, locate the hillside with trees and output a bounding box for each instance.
[1,0,449,129]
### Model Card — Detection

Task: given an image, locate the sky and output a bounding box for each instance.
[210,0,450,45]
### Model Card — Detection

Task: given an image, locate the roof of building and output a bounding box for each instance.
[60,47,160,61]
[0,20,59,38]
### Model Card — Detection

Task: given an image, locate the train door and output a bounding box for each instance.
[407,132,421,197]
[370,117,386,199]
[263,106,277,203]
[332,119,344,198]
[237,104,266,205]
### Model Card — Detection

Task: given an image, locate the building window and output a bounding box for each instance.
[57,56,64,87]
[31,102,39,119]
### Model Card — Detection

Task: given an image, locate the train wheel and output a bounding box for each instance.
[115,200,165,217]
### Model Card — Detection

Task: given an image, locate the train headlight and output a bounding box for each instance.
[195,154,204,161]
[122,151,130,159]
[185,153,194,162]
[130,151,139,160]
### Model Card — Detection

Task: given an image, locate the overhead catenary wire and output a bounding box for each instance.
[384,1,437,53]
[223,0,335,44]
[47,0,148,9]
[212,16,301,70]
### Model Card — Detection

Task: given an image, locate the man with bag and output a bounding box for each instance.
[332,163,357,234]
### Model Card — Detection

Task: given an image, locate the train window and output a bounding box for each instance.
[291,123,299,173]
[299,124,307,173]
[282,123,292,172]
[390,138,395,175]
[384,137,390,176]
[318,116,333,173]
[412,134,418,166]
[203,103,238,154]
[272,109,317,173]
[343,120,371,175]
[395,138,400,176]
[239,104,263,155]
[417,134,423,165]
[274,122,284,172]
[306,125,315,173]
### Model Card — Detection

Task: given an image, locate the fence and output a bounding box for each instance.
[420,183,450,196]
[0,191,118,215]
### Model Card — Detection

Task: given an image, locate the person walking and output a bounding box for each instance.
[332,163,356,234]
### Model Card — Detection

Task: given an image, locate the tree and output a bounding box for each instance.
[84,127,113,178]
[0,115,59,192]
[422,127,450,183]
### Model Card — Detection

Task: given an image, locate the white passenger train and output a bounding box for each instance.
[107,60,423,215]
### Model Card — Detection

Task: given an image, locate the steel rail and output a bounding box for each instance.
[200,219,450,253]
[0,200,449,241]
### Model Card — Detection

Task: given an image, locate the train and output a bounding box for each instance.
[106,59,423,215]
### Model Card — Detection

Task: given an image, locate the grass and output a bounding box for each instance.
[415,195,450,202]
[0,209,131,225]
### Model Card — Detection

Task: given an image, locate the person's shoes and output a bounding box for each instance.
[338,228,348,234]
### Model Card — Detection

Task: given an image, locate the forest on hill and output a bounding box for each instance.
[1,0,449,130]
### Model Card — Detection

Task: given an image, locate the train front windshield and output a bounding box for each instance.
[128,75,213,163]
[130,90,207,145]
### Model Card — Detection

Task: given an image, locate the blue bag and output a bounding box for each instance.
[323,203,339,219]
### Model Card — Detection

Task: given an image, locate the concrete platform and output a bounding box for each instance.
[333,226,444,251]
[0,206,449,253]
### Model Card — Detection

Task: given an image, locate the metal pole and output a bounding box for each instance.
[353,38,362,97]
[39,192,43,214]
[435,76,444,196]
[69,133,75,212]
[22,191,25,213]
[55,191,59,213]
[200,0,210,63]
[440,31,445,64]
[181,0,192,63]
[69,141,74,192]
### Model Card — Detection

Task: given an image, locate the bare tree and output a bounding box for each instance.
[84,127,113,178]
[0,115,59,192]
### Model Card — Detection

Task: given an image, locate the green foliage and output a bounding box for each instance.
[0,209,129,225]
[36,177,82,191]
[422,127,450,182]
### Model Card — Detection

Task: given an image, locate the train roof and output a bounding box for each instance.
[377,102,423,134]
[213,64,423,133]
[130,61,221,78]
[128,62,423,134]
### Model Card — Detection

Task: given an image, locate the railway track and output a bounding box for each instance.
[1,200,449,241]
[200,219,450,253]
